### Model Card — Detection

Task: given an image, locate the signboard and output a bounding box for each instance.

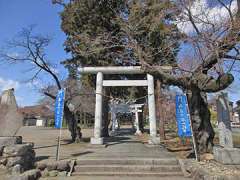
[175,95,192,137]
[54,89,65,129]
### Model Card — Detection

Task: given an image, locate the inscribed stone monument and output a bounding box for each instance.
[213,93,240,165]
[0,88,23,136]
[216,93,233,148]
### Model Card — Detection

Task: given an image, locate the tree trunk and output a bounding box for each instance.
[102,88,110,137]
[156,80,165,140]
[64,104,81,142]
[187,89,215,154]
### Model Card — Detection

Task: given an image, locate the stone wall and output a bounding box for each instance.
[0,136,73,179]
[0,137,35,175]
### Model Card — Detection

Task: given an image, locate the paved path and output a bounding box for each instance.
[78,128,177,160]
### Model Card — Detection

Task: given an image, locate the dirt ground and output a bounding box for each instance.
[16,126,94,161]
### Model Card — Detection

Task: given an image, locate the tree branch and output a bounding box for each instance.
[44,92,56,100]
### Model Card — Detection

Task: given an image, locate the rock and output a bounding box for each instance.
[3,144,33,157]
[214,146,240,165]
[41,168,49,178]
[58,171,67,176]
[15,137,23,144]
[7,169,41,180]
[22,169,41,180]
[0,164,7,170]
[11,164,23,175]
[0,136,22,146]
[0,157,7,165]
[6,157,24,168]
[35,161,47,170]
[48,170,58,177]
[36,159,57,171]
[201,153,214,161]
[36,159,70,173]
[23,153,35,169]
[0,145,4,156]
[56,160,70,171]
[46,162,57,171]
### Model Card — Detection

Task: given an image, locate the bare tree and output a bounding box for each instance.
[140,0,240,153]
[0,27,81,142]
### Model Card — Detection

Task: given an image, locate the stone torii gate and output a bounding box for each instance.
[130,104,144,135]
[109,103,129,133]
[78,66,170,145]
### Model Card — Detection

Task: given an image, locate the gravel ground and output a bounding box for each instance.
[198,160,240,176]
[182,159,240,179]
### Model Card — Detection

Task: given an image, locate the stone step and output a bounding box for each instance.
[74,164,181,172]
[76,158,179,165]
[72,171,184,177]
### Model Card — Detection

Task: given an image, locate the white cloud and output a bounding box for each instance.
[176,0,238,34]
[0,77,20,91]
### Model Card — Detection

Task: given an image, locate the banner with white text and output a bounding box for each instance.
[175,95,192,137]
[54,89,65,129]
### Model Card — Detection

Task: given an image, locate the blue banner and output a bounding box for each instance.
[54,89,65,129]
[175,95,192,137]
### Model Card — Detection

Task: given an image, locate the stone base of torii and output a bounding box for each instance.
[78,66,166,145]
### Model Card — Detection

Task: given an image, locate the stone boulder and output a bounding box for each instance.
[36,159,70,171]
[11,164,24,175]
[3,144,34,157]
[2,143,35,171]
[8,169,41,180]
[6,157,24,168]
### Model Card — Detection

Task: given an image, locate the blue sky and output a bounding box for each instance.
[0,0,68,106]
[0,0,239,107]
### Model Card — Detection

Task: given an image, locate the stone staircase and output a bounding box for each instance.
[72,158,184,177]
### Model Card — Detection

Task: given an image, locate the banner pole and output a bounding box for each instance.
[185,93,200,161]
[56,127,62,161]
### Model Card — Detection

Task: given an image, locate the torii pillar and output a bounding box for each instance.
[90,72,104,144]
[147,74,160,144]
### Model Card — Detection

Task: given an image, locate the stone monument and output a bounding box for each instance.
[0,88,23,136]
[216,93,233,148]
[213,93,240,165]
